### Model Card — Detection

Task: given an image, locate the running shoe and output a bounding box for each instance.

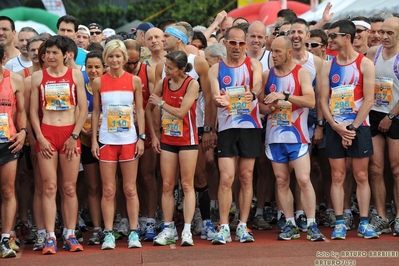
[236,223,254,243]
[263,206,277,224]
[276,213,286,232]
[42,237,57,255]
[101,231,116,250]
[201,219,217,240]
[229,213,239,231]
[65,235,83,252]
[211,224,232,245]
[370,215,391,234]
[88,230,103,245]
[9,234,20,252]
[306,222,325,241]
[253,214,272,230]
[357,222,379,239]
[210,207,219,227]
[324,211,336,227]
[113,213,122,231]
[331,223,346,240]
[153,226,176,246]
[78,212,88,232]
[144,222,156,241]
[393,218,399,236]
[277,221,300,240]
[192,209,203,236]
[181,230,194,246]
[33,231,46,251]
[0,238,16,258]
[386,203,396,224]
[75,227,84,243]
[138,218,147,237]
[118,219,129,236]
[128,231,142,248]
[296,214,308,232]
[344,213,355,230]
[25,227,37,244]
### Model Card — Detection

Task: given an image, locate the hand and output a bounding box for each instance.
[263,92,284,105]
[148,93,162,106]
[214,89,230,107]
[332,123,356,141]
[342,138,352,149]
[37,136,54,159]
[378,116,392,133]
[202,131,217,152]
[135,139,145,159]
[244,85,254,102]
[9,131,26,153]
[91,141,100,160]
[215,10,227,25]
[312,126,323,145]
[62,137,79,161]
[322,2,334,22]
[151,136,161,154]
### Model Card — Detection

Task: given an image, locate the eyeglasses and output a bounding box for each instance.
[90,31,102,36]
[277,30,290,37]
[226,40,246,47]
[328,32,347,39]
[355,28,368,34]
[126,59,140,66]
[305,42,323,48]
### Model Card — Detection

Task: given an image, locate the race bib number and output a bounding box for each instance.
[226,86,251,115]
[330,85,355,115]
[162,111,183,137]
[374,77,393,106]
[107,104,132,133]
[0,113,10,143]
[83,113,92,131]
[45,83,71,110]
[271,100,292,126]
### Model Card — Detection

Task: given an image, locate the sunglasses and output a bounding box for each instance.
[328,32,347,39]
[305,42,323,48]
[126,59,140,65]
[355,28,368,34]
[226,40,246,47]
[277,30,290,37]
[90,31,102,36]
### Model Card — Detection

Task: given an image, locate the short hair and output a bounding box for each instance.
[85,50,105,66]
[370,12,393,21]
[27,35,47,52]
[87,42,104,52]
[291,18,310,32]
[56,15,79,32]
[40,32,52,39]
[103,39,128,62]
[236,22,250,33]
[369,16,385,23]
[156,19,177,32]
[105,34,124,45]
[192,31,207,49]
[309,29,328,46]
[38,41,46,67]
[322,23,331,30]
[277,9,297,22]
[0,44,4,59]
[224,26,246,40]
[329,19,356,43]
[308,20,318,26]
[233,17,249,25]
[266,24,275,36]
[176,22,194,41]
[19,27,38,35]
[165,50,192,72]
[124,39,141,52]
[0,16,15,31]
[44,35,69,56]
[204,43,226,59]
[193,25,206,32]
[64,36,78,60]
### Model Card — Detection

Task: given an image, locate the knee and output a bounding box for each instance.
[102,185,116,200]
[296,176,311,189]
[181,179,194,194]
[162,180,174,195]
[369,163,382,177]
[43,182,57,197]
[62,183,77,198]
[1,186,15,201]
[240,175,253,188]
[124,186,138,199]
[331,171,345,184]
[219,174,234,189]
[354,170,369,184]
[275,175,289,189]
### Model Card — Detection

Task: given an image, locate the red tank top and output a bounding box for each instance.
[161,76,198,146]
[137,63,150,108]
[39,68,77,110]
[0,70,17,142]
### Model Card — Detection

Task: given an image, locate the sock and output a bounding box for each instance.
[372,208,378,215]
[277,210,284,220]
[295,210,304,220]
[67,229,74,238]
[335,215,344,224]
[286,217,296,226]
[1,233,10,241]
[62,227,67,236]
[164,222,174,230]
[196,185,211,220]
[47,232,56,239]
[183,223,191,232]
[238,221,247,228]
[94,227,102,232]
[210,200,218,209]
[255,208,263,217]
[10,230,16,236]
[307,218,316,227]
[146,218,155,225]
[38,229,46,235]
[344,209,352,215]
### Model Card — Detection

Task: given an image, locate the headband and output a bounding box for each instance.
[352,20,371,29]
[165,27,188,45]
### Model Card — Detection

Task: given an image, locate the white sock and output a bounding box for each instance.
[344,209,352,215]
[372,208,378,215]
[47,232,56,239]
[277,210,284,220]
[255,208,263,217]
[295,210,304,220]
[10,230,16,236]
[1,233,10,241]
[307,218,316,227]
[38,229,46,235]
[67,229,74,238]
[62,227,67,236]
[286,217,296,226]
[183,223,191,232]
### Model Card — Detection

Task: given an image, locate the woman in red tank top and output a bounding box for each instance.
[148,50,200,246]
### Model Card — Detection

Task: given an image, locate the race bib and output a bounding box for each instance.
[162,111,183,137]
[271,100,292,126]
[0,113,10,143]
[226,86,251,115]
[83,113,92,131]
[330,85,355,115]
[45,83,71,110]
[107,104,132,133]
[374,77,393,106]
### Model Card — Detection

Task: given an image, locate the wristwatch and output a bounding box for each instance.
[251,91,257,101]
[316,120,326,127]
[346,124,357,131]
[157,100,165,109]
[283,91,290,101]
[387,113,395,120]
[20,127,28,135]
[139,134,147,141]
[71,133,79,140]
[203,125,212,133]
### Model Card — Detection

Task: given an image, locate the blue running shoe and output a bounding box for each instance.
[201,219,217,241]
[277,221,300,240]
[42,237,57,255]
[276,213,286,232]
[128,231,142,248]
[331,223,346,240]
[102,231,116,250]
[235,223,254,243]
[296,214,307,232]
[144,223,156,241]
[212,225,232,245]
[357,223,379,239]
[65,235,83,252]
[307,222,325,241]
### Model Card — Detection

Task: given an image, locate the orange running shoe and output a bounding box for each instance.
[65,235,83,252]
[42,237,57,255]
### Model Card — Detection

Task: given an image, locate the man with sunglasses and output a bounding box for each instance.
[88,23,104,44]
[307,29,328,61]
[366,17,399,237]
[210,26,263,244]
[350,17,371,55]
[320,19,377,240]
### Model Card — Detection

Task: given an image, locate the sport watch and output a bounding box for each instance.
[71,133,79,140]
[387,113,395,120]
[139,134,147,141]
[316,120,326,127]
[203,126,212,133]
[346,124,357,131]
[283,91,290,101]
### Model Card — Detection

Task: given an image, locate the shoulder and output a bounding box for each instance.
[10,71,24,84]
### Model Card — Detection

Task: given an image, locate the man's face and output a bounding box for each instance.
[270,38,290,68]
[368,22,383,47]
[247,24,266,53]
[18,31,37,57]
[306,37,325,59]
[76,32,90,50]
[146,28,164,53]
[327,27,348,51]
[89,28,103,43]
[353,25,369,48]
[224,28,246,60]
[124,49,140,73]
[0,20,15,46]
[204,51,220,67]
[57,22,76,39]
[379,19,399,49]
[28,40,44,64]
[289,23,308,50]
[163,32,178,52]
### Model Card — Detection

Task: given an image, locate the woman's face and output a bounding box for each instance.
[106,48,125,70]
[191,39,205,50]
[86,57,105,80]
[164,59,182,79]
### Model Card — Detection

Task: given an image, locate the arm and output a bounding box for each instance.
[247,58,263,100]
[209,63,224,107]
[259,70,278,115]
[90,77,101,159]
[366,46,378,62]
[146,79,163,153]
[154,59,165,85]
[312,2,334,30]
[9,73,27,153]
[313,56,324,145]
[133,76,145,158]
[202,10,227,40]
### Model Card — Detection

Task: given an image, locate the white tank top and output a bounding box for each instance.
[301,51,316,88]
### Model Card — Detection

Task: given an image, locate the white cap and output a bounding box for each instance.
[103,28,116,38]
[78,25,90,36]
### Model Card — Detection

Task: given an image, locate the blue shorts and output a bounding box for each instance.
[265,143,309,163]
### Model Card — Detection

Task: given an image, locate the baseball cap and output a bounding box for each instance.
[78,25,90,36]
[132,22,154,34]
[88,23,104,31]
[103,28,116,38]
